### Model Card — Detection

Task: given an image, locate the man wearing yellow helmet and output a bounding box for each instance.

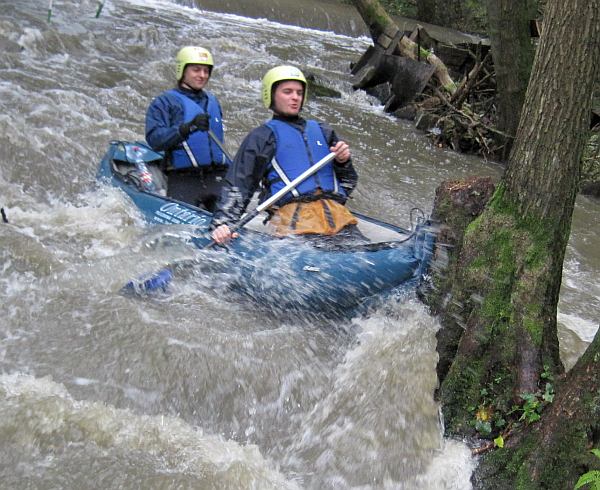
[211,65,361,244]
[145,46,229,212]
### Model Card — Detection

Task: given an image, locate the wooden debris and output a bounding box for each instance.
[351,44,436,111]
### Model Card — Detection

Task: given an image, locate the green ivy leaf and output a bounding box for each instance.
[574,470,600,489]
[520,393,536,403]
[494,435,504,448]
[475,419,492,436]
[542,383,555,403]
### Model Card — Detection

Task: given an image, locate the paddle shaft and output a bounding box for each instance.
[206,151,337,247]
[208,129,234,164]
[95,0,105,17]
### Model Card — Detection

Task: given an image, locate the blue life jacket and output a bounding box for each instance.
[264,119,345,205]
[168,90,227,169]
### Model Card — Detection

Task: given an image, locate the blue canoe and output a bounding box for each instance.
[97,140,434,316]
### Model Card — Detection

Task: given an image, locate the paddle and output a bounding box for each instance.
[95,0,105,18]
[208,129,234,164]
[123,151,337,293]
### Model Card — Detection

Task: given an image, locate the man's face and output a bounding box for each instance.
[272,80,304,117]
[181,64,210,90]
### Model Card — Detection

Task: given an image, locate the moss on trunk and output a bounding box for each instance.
[426,176,600,488]
[473,329,600,489]
[422,177,495,388]
[438,184,563,436]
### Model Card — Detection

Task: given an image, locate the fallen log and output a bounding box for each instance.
[350,0,457,95]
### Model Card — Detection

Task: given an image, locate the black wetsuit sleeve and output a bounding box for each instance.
[211,125,276,227]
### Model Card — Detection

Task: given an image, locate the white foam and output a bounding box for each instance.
[558,311,599,343]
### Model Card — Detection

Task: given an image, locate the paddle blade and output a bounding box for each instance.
[121,267,173,295]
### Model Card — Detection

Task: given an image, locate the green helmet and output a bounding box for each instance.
[261,65,307,109]
[175,46,214,81]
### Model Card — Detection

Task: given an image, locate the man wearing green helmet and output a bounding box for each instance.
[145,46,229,212]
[211,65,361,244]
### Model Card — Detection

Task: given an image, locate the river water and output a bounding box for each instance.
[1,0,598,488]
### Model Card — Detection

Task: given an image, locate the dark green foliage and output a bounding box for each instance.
[377,0,487,33]
[575,450,600,490]
[377,0,416,17]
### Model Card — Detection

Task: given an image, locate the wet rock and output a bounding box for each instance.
[305,72,342,99]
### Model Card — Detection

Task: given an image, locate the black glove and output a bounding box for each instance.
[179,113,210,138]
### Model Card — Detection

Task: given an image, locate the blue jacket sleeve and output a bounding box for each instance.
[145,92,186,152]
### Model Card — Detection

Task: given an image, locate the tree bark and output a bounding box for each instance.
[500,0,599,398]
[432,0,464,31]
[424,0,600,486]
[485,0,536,160]
[415,0,436,25]
[351,0,399,45]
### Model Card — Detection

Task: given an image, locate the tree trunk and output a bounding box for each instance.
[485,0,536,160]
[425,2,600,486]
[351,0,399,45]
[432,0,464,31]
[500,0,599,399]
[416,0,436,24]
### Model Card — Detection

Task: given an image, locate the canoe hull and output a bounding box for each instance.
[97,141,433,315]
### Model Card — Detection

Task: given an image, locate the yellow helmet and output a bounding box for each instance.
[175,46,214,81]
[261,65,307,109]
